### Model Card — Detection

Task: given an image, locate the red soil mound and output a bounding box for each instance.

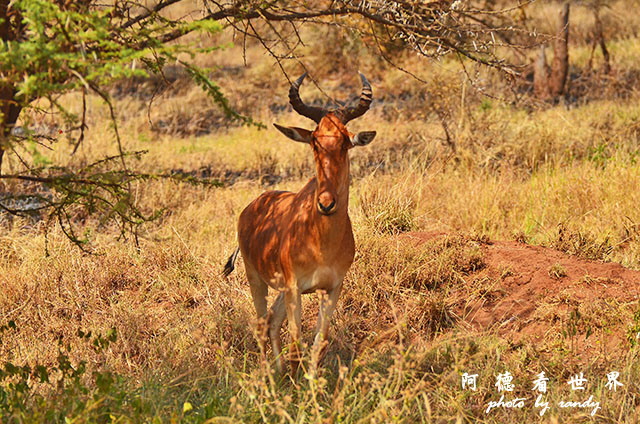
[405,232,640,357]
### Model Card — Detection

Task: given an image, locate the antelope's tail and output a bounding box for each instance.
[222,247,240,277]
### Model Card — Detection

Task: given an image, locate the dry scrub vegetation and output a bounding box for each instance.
[3,1,640,422]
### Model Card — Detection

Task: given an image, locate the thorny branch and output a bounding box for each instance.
[0,0,540,249]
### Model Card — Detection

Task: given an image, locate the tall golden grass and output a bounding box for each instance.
[2,1,640,421]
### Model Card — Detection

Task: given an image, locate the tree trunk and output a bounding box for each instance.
[594,9,611,74]
[0,0,19,175]
[531,2,570,101]
[0,1,8,38]
[0,0,10,174]
[533,46,550,99]
[0,84,21,174]
[549,2,570,98]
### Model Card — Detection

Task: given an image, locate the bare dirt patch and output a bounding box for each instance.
[403,232,640,358]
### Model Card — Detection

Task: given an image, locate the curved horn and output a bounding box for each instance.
[335,72,373,124]
[289,73,327,124]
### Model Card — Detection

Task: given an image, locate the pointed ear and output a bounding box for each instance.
[273,123,313,144]
[351,131,377,147]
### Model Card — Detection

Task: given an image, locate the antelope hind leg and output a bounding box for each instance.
[248,277,269,358]
[311,282,343,369]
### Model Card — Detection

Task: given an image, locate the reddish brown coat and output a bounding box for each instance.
[226,74,376,375]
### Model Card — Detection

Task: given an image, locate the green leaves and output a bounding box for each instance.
[0,324,133,421]
[0,0,252,249]
[183,62,265,129]
[2,0,230,104]
[184,19,223,35]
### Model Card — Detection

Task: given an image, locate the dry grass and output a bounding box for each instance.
[3,2,640,421]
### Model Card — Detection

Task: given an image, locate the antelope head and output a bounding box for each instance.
[274,72,377,216]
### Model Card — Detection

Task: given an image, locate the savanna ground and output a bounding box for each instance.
[3,1,640,422]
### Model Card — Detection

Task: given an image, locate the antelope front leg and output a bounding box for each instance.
[311,282,343,369]
[284,285,303,377]
[268,292,286,374]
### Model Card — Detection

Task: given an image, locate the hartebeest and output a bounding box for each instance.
[223,72,376,374]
